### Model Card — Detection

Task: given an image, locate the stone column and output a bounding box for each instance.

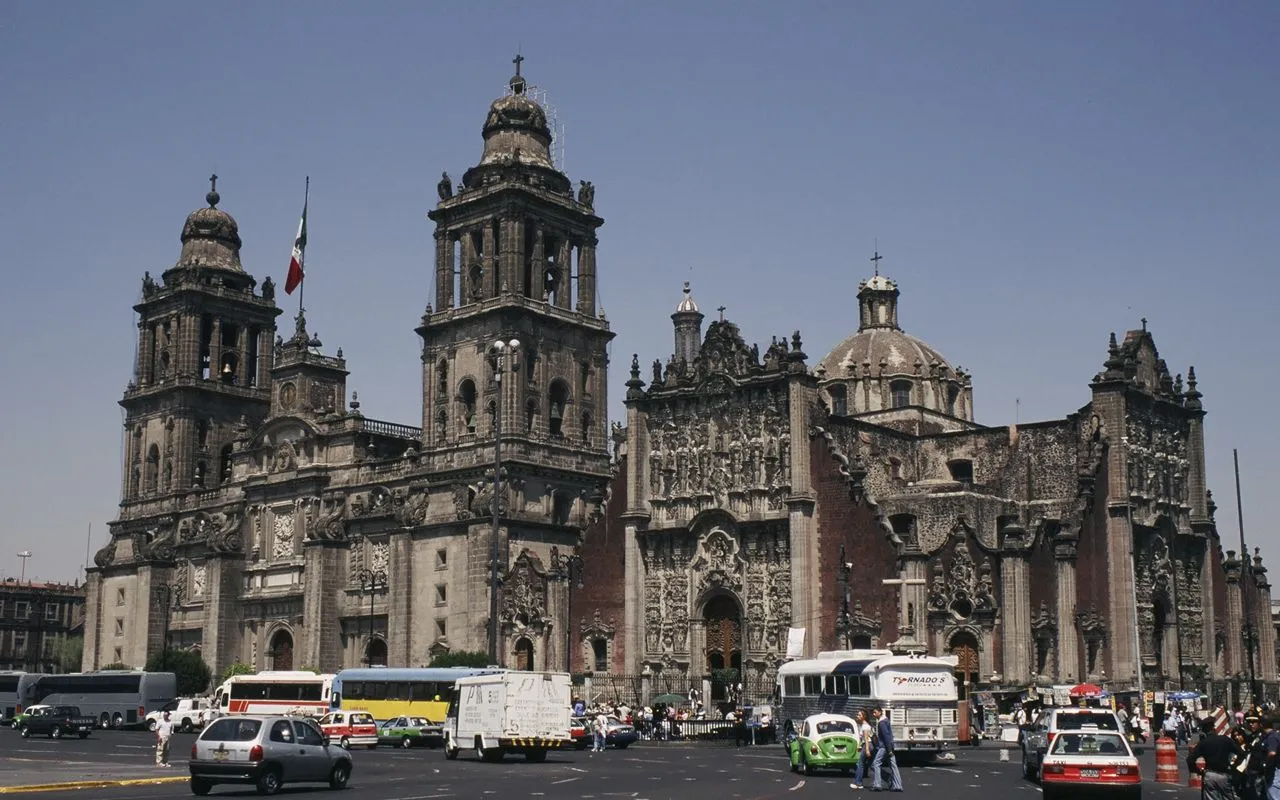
[257,327,273,387]
[302,539,347,672]
[434,230,453,310]
[202,552,246,679]
[1202,541,1218,681]
[1224,552,1244,677]
[137,322,154,386]
[498,216,519,294]
[210,318,222,380]
[531,228,546,300]
[1055,533,1081,683]
[999,524,1032,685]
[1252,560,1277,682]
[83,570,102,670]
[236,326,250,387]
[576,238,597,315]
[786,377,816,656]
[482,225,496,299]
[387,534,413,668]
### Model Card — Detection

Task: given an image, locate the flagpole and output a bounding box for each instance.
[298,176,309,318]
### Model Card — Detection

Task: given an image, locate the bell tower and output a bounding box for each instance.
[119,177,281,503]
[419,64,612,472]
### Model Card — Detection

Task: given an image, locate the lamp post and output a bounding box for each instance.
[556,548,585,672]
[356,568,388,665]
[152,582,184,670]
[488,338,520,668]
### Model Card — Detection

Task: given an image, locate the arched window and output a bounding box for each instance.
[514,638,535,671]
[890,380,912,409]
[145,445,160,494]
[592,640,608,673]
[829,384,848,416]
[458,380,477,434]
[219,352,238,385]
[219,444,234,483]
[197,420,210,450]
[948,459,974,483]
[548,381,570,437]
[365,638,388,667]
[268,630,294,671]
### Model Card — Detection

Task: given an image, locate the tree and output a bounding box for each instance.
[55,636,84,673]
[220,662,255,683]
[146,649,212,696]
[100,662,132,671]
[428,649,490,668]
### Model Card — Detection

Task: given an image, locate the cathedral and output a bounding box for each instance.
[85,66,1277,708]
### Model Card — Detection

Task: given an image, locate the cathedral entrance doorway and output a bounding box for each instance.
[949,631,979,700]
[514,637,535,671]
[703,594,743,702]
[365,638,387,667]
[268,630,294,671]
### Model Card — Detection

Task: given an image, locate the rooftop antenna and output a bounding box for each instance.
[17,550,31,582]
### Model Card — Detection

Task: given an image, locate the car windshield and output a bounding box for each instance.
[410,718,432,726]
[202,718,262,741]
[1057,712,1119,731]
[1051,732,1128,756]
[815,720,855,735]
[352,714,373,724]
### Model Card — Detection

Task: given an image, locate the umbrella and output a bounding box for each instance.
[1068,683,1104,697]
[651,693,688,705]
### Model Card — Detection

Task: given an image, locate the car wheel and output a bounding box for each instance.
[190,777,213,796]
[181,718,193,733]
[329,762,350,789]
[50,726,62,739]
[148,719,158,732]
[20,727,30,739]
[400,736,413,749]
[255,766,281,795]
[340,736,350,749]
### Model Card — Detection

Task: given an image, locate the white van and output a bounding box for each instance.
[145,697,213,732]
[444,671,571,762]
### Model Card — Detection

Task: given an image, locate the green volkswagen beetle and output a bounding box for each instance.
[787,713,861,775]
[377,716,445,749]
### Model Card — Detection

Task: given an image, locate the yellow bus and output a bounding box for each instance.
[332,667,502,721]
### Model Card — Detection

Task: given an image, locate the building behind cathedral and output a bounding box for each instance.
[85,67,1278,707]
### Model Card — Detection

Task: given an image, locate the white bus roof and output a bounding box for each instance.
[778,651,958,676]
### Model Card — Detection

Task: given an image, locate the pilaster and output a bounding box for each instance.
[83,571,102,670]
[577,240,596,314]
[1054,534,1080,683]
[999,524,1032,685]
[388,534,413,668]
[435,231,452,310]
[1224,552,1244,676]
[302,540,346,672]
[202,553,245,679]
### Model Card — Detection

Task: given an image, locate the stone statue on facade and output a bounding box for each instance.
[438,172,453,200]
[577,180,594,208]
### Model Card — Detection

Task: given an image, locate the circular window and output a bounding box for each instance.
[950,598,974,620]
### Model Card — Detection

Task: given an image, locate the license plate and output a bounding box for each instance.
[1079,769,1099,778]
[214,751,228,761]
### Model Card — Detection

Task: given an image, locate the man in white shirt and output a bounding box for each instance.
[154,710,175,767]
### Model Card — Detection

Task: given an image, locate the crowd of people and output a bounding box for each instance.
[1184,703,1280,800]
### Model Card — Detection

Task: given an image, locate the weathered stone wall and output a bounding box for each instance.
[571,462,629,673]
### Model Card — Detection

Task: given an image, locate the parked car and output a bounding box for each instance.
[604,716,638,749]
[318,710,378,750]
[1022,707,1123,781]
[19,706,96,740]
[377,716,444,749]
[189,715,352,796]
[569,717,591,750]
[147,698,214,733]
[1040,730,1141,799]
[786,713,860,776]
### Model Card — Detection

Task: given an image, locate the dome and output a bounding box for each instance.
[477,74,555,170]
[675,281,700,314]
[818,327,956,380]
[173,185,244,273]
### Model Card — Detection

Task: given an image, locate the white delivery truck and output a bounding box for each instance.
[443,671,572,762]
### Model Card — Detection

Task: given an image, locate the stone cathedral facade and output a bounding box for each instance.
[86,68,1277,704]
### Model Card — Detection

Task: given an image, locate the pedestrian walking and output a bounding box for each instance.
[870,707,903,792]
[154,710,175,767]
[850,709,874,790]
[1186,716,1245,800]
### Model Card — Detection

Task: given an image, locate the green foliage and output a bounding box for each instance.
[100,662,132,671]
[220,662,255,683]
[146,649,212,696]
[428,649,491,668]
[55,636,84,673]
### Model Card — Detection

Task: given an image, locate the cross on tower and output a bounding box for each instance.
[870,250,883,276]
[717,305,726,322]
[209,173,218,193]
[1141,317,1148,332]
[512,53,524,77]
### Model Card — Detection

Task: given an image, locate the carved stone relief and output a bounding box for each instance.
[192,563,207,598]
[370,541,390,576]
[272,509,296,559]
[501,549,548,633]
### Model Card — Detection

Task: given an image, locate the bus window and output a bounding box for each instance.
[345,682,364,700]
[783,676,801,697]
[410,682,432,701]
[367,683,387,700]
[803,676,822,695]
[824,676,847,695]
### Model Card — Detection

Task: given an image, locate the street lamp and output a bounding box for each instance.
[488,337,520,668]
[356,568,388,665]
[152,582,185,669]
[555,548,585,672]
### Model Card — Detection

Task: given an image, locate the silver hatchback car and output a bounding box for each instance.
[189,714,353,796]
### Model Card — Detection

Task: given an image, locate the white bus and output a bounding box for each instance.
[0,672,45,723]
[28,670,178,730]
[211,671,335,718]
[776,650,960,751]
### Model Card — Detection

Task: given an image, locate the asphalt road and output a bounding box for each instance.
[0,732,1206,799]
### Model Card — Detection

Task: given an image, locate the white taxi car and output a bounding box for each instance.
[1039,730,1141,800]
[318,710,378,750]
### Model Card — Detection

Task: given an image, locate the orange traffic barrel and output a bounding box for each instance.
[1188,756,1204,789]
[1155,734,1180,784]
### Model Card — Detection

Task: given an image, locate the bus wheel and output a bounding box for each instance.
[99,713,110,729]
[111,714,123,730]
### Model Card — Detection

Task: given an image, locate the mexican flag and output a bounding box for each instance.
[285,187,307,295]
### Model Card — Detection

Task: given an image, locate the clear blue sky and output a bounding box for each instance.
[1,1,1276,583]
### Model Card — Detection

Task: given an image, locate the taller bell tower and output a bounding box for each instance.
[418,64,613,664]
[119,178,281,504]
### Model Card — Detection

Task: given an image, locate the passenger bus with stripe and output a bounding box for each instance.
[776,650,960,751]
[211,671,335,718]
[332,667,504,722]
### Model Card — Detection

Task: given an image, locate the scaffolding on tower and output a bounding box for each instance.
[506,79,566,172]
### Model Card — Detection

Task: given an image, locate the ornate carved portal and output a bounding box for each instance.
[704,595,742,672]
[950,630,980,698]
